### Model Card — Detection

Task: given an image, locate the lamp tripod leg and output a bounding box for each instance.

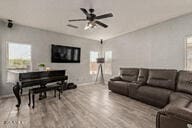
[100,65,104,84]
[95,64,104,84]
[96,64,101,83]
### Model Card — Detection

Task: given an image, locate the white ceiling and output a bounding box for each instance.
[1,0,192,40]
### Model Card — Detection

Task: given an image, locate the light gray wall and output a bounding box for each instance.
[0,22,99,85]
[0,22,2,82]
[104,13,192,76]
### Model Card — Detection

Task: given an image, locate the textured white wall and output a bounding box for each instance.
[1,13,192,85]
[104,13,192,76]
[0,22,99,85]
[0,22,2,82]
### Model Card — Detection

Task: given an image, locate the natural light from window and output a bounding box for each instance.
[186,37,192,70]
[8,42,32,70]
[90,51,99,74]
[104,51,112,75]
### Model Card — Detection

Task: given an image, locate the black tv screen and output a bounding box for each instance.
[51,44,81,63]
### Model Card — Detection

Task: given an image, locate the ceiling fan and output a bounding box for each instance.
[68,8,113,30]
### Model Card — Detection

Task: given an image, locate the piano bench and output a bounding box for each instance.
[28,85,62,109]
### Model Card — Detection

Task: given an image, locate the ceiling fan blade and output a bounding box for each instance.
[95,21,108,28]
[69,19,87,22]
[96,13,113,19]
[67,24,78,29]
[80,8,90,17]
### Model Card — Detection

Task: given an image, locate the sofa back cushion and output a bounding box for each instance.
[120,68,139,82]
[137,68,149,83]
[147,69,177,90]
[177,71,192,95]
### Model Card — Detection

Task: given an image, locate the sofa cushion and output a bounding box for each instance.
[120,68,139,82]
[170,92,192,102]
[108,81,129,96]
[136,86,173,108]
[177,71,192,95]
[147,69,177,90]
[137,68,148,83]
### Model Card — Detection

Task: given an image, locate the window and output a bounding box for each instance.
[186,37,192,70]
[8,42,32,70]
[104,51,112,75]
[90,51,99,74]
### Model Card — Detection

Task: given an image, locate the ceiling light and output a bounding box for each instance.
[84,21,96,30]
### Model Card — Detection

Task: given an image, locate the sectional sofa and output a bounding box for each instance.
[108,68,192,128]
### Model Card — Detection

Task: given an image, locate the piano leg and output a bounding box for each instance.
[13,82,21,108]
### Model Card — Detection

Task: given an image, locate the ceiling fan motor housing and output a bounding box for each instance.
[89,9,94,13]
[88,14,96,21]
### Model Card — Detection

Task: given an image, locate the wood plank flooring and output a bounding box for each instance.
[0,84,159,128]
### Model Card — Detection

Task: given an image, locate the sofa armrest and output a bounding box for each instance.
[129,81,144,90]
[129,81,144,88]
[163,107,192,123]
[156,99,192,128]
[128,81,144,98]
[157,110,192,128]
[110,76,121,81]
[164,99,192,122]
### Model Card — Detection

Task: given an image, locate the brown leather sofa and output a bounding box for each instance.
[108,68,192,128]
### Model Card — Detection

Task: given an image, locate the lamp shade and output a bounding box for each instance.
[97,58,105,63]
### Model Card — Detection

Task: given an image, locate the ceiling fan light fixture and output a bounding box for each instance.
[84,21,96,30]
[84,25,90,30]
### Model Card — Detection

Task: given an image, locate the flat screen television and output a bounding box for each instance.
[51,44,81,63]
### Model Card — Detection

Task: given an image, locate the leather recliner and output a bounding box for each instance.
[108,68,192,128]
[108,68,139,96]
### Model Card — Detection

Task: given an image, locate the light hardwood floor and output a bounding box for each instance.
[0,84,159,128]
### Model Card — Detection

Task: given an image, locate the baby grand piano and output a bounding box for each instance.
[12,70,68,108]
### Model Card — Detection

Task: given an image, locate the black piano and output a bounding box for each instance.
[12,70,68,108]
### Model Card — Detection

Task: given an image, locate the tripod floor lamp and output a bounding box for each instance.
[95,57,105,84]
